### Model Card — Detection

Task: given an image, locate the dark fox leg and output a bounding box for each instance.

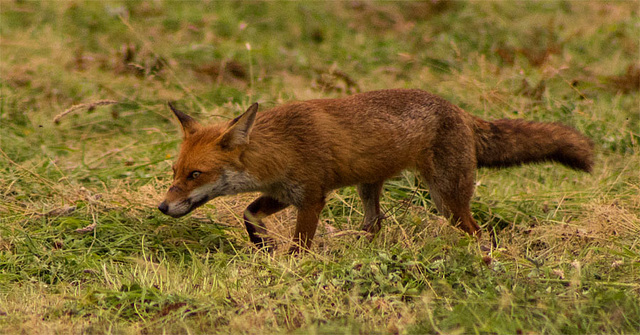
[243,196,289,249]
[357,181,385,235]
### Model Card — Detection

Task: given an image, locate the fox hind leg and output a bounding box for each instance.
[357,181,385,236]
[420,152,481,237]
[244,196,289,249]
[425,177,480,236]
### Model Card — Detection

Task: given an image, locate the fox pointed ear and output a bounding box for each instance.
[219,103,259,150]
[168,102,200,136]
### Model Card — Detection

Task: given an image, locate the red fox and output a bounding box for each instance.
[158,89,593,252]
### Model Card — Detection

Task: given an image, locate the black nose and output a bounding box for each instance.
[158,201,169,214]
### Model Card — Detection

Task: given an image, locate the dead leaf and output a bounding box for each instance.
[46,206,76,217]
[75,223,97,233]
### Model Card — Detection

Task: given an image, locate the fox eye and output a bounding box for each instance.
[187,171,201,180]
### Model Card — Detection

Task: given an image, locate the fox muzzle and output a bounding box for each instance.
[157,194,211,218]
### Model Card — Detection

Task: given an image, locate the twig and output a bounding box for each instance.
[54,100,119,124]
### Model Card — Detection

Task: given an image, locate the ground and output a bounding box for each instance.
[1,1,639,334]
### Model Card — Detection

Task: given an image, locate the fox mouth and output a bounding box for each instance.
[188,195,211,212]
[162,195,211,218]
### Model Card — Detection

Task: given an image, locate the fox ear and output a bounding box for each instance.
[219,103,259,150]
[168,102,200,136]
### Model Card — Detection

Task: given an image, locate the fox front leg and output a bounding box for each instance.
[243,196,289,250]
[288,197,326,253]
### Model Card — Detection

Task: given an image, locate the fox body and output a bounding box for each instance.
[158,89,593,251]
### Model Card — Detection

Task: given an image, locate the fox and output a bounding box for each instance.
[158,89,594,252]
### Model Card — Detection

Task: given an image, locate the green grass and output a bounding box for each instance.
[1,1,639,334]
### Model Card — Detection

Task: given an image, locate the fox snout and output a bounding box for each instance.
[158,184,192,218]
[157,197,210,218]
[157,198,189,218]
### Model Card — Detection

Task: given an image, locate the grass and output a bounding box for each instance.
[1,1,639,334]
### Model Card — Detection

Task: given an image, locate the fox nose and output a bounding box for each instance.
[158,201,169,214]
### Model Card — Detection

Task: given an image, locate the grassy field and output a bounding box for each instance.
[1,1,639,334]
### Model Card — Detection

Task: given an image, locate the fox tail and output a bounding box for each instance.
[473,117,594,172]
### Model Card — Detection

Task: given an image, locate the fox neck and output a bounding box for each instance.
[238,144,305,205]
[214,167,262,196]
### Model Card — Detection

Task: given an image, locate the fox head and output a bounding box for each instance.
[158,103,260,218]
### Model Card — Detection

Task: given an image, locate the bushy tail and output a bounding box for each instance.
[473,118,594,172]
